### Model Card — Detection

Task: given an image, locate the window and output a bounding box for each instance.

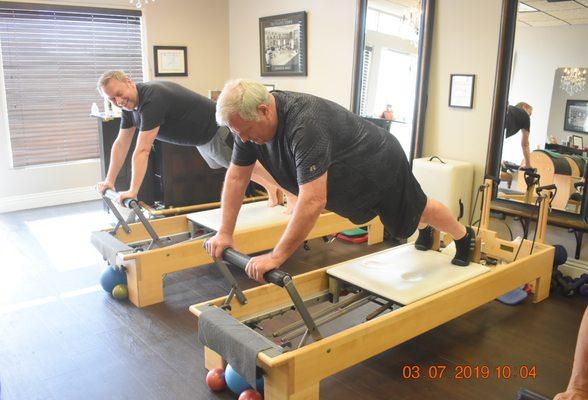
[365,7,416,42]
[373,48,417,155]
[0,4,143,167]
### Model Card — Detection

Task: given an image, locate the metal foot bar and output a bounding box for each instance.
[221,247,324,341]
[215,261,248,307]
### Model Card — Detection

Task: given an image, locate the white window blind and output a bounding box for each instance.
[359,45,372,117]
[0,3,143,167]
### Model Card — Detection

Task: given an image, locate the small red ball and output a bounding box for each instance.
[238,389,263,400]
[206,368,226,392]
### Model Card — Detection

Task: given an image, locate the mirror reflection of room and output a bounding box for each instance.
[498,0,588,214]
[357,0,421,156]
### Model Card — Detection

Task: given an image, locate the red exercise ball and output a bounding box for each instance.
[206,368,226,392]
[239,389,263,400]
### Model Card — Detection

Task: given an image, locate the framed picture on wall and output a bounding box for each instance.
[571,134,584,148]
[564,99,588,134]
[154,46,188,77]
[448,74,475,108]
[259,11,307,76]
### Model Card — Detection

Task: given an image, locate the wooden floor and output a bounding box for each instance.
[0,200,585,400]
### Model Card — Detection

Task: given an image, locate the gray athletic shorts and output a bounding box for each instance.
[196,126,234,169]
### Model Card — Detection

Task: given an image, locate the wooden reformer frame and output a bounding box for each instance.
[95,200,383,308]
[190,180,554,400]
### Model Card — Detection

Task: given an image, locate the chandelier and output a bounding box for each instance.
[130,0,155,8]
[560,67,587,96]
[402,1,422,36]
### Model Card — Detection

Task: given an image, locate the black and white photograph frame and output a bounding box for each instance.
[564,99,588,134]
[154,46,188,77]
[259,11,307,77]
[449,74,475,108]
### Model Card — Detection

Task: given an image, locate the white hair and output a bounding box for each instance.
[215,79,271,126]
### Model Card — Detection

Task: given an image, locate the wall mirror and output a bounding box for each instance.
[351,0,434,161]
[489,0,588,222]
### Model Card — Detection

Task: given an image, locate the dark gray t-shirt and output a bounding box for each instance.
[232,91,406,223]
[120,81,217,146]
[505,105,530,138]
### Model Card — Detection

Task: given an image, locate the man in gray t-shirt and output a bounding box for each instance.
[95,70,286,206]
[205,80,476,282]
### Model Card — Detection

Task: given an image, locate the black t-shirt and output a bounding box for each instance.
[120,81,217,146]
[505,105,530,138]
[232,91,407,223]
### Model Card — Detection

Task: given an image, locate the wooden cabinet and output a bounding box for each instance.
[151,141,224,207]
[96,116,224,208]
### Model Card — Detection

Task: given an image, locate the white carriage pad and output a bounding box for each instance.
[186,201,290,232]
[327,243,490,305]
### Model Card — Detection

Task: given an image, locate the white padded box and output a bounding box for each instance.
[412,157,474,223]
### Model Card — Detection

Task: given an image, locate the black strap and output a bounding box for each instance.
[428,156,446,164]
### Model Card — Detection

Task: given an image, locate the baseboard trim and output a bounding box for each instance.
[0,186,101,213]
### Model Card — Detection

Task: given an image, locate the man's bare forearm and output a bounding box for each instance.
[251,162,296,199]
[523,145,531,168]
[219,164,253,236]
[271,193,325,263]
[105,135,133,183]
[129,149,150,194]
[522,130,532,168]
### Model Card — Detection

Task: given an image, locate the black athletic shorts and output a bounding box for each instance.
[373,161,428,239]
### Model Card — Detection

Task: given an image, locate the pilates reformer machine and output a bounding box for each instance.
[499,150,587,211]
[191,180,556,400]
[91,189,383,308]
[498,164,542,205]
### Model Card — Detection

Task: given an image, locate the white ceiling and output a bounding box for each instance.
[518,0,588,26]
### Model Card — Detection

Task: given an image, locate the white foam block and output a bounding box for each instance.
[186,201,290,232]
[327,244,490,305]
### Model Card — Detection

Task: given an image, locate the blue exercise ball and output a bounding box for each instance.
[100,266,127,294]
[553,245,567,267]
[225,364,264,395]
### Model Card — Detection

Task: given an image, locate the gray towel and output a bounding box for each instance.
[198,305,282,389]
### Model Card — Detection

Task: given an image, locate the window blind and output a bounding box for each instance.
[359,45,373,117]
[0,3,143,167]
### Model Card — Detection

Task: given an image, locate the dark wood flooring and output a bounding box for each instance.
[0,201,585,400]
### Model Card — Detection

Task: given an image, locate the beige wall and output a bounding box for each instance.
[0,0,229,212]
[227,0,358,107]
[142,0,229,92]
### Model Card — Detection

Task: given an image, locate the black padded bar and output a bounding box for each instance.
[103,189,136,209]
[222,248,290,287]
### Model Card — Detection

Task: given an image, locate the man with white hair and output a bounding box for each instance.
[95,70,288,206]
[205,79,475,282]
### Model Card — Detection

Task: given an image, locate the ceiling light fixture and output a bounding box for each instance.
[560,67,587,96]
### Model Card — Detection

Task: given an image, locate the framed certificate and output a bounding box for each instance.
[449,74,475,108]
[154,46,188,77]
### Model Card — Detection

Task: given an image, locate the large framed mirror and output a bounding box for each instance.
[351,0,434,161]
[488,0,588,227]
